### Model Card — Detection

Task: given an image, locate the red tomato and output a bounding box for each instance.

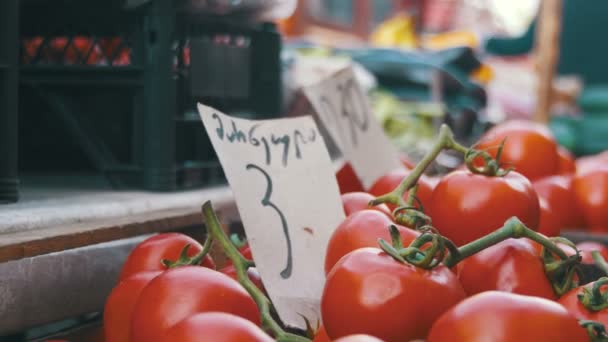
[334,335,385,342]
[313,325,331,342]
[576,241,608,264]
[368,169,433,211]
[158,312,272,342]
[336,163,364,194]
[119,233,215,280]
[533,175,584,229]
[341,192,391,217]
[104,271,162,342]
[426,176,441,191]
[475,120,559,181]
[220,265,265,293]
[574,168,608,230]
[130,266,260,342]
[429,170,540,246]
[576,151,608,174]
[456,238,557,300]
[427,291,588,342]
[322,247,466,341]
[558,146,576,174]
[537,197,562,237]
[559,280,608,325]
[324,210,419,275]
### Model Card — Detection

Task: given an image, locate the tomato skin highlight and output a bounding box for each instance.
[537,197,562,237]
[533,175,584,230]
[559,281,608,325]
[104,271,162,342]
[427,291,588,342]
[341,192,392,218]
[429,170,540,246]
[336,163,365,194]
[324,210,419,275]
[456,238,557,300]
[557,146,576,174]
[334,335,385,342]
[475,120,560,181]
[158,312,273,342]
[322,248,466,342]
[574,168,608,230]
[119,233,215,280]
[368,169,433,211]
[130,266,260,342]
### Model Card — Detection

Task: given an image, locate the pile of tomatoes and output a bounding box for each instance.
[101,120,608,342]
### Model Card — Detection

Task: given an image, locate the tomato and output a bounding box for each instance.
[426,176,441,191]
[334,335,385,342]
[557,146,576,174]
[313,325,330,342]
[368,169,433,211]
[456,238,557,300]
[537,197,562,237]
[104,271,162,342]
[427,291,588,342]
[220,265,265,293]
[130,266,260,342]
[324,210,419,275]
[576,241,608,264]
[559,280,608,325]
[119,233,215,280]
[574,168,608,230]
[576,151,608,174]
[341,192,391,217]
[533,175,584,229]
[322,247,465,341]
[158,312,272,342]
[428,170,540,246]
[475,120,560,181]
[336,163,364,194]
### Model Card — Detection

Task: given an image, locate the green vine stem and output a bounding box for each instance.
[593,251,608,275]
[202,201,311,342]
[370,124,467,209]
[578,277,608,312]
[379,216,580,297]
[162,235,214,269]
[581,320,608,342]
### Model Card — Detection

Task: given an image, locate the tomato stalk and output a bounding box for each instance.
[161,237,214,269]
[202,201,311,342]
[580,320,608,342]
[369,124,502,226]
[578,277,608,312]
[594,251,608,275]
[380,216,581,297]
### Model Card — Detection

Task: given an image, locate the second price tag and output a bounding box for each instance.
[197,104,345,329]
[304,66,404,189]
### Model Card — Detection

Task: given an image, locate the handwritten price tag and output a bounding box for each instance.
[303,66,403,188]
[197,104,346,328]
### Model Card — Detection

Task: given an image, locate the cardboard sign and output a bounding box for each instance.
[197,104,345,328]
[303,66,403,188]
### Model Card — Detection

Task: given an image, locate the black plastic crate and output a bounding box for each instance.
[0,0,20,203]
[18,0,283,191]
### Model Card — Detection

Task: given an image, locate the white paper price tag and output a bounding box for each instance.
[303,66,403,189]
[197,104,346,328]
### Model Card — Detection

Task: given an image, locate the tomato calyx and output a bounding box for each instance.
[580,319,608,342]
[464,138,513,177]
[161,237,214,269]
[202,201,311,342]
[540,237,583,296]
[578,278,608,312]
[379,225,447,269]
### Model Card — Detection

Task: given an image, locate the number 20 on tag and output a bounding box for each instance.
[197,104,345,328]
